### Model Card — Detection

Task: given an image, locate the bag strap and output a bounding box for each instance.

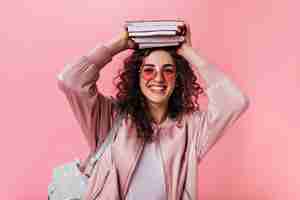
[84,112,124,177]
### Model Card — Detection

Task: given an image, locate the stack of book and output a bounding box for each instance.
[124,20,187,49]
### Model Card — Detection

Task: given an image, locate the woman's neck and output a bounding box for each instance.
[147,101,168,125]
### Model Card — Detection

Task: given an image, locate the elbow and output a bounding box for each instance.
[56,72,68,92]
[243,94,250,109]
[56,71,65,85]
[57,70,65,82]
[235,93,250,114]
[56,64,74,91]
[56,62,80,91]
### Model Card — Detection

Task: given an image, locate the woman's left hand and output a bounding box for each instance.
[177,20,192,56]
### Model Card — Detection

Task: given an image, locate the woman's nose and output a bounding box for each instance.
[153,70,164,81]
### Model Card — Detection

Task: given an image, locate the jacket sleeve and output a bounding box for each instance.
[56,45,116,153]
[193,65,250,162]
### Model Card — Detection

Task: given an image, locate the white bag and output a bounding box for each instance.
[48,114,123,200]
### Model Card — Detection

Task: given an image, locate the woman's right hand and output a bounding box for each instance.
[120,26,137,50]
[104,27,137,55]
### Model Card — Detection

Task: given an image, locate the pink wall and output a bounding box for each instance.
[0,0,298,199]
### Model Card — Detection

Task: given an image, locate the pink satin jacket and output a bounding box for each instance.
[56,45,250,200]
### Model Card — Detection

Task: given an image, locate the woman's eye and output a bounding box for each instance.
[143,68,155,73]
[164,68,175,73]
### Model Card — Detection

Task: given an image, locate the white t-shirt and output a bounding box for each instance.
[126,136,166,200]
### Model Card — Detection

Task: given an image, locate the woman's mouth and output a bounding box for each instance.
[148,85,167,94]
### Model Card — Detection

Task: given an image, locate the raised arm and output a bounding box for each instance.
[178,44,250,162]
[56,30,136,153]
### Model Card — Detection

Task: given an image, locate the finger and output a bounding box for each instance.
[176,17,186,27]
[184,22,190,31]
[123,22,128,31]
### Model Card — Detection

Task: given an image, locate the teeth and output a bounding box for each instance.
[150,85,165,88]
[150,87,165,91]
[151,86,165,89]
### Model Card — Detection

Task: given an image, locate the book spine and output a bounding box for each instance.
[129,30,177,37]
[127,25,178,32]
[138,42,180,49]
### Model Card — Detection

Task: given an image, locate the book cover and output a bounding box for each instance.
[125,19,185,27]
[132,36,185,43]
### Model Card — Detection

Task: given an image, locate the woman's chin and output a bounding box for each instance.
[146,97,169,106]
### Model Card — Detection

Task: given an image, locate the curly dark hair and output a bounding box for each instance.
[113,46,204,142]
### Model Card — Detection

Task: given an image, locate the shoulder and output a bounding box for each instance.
[180,109,208,135]
[184,108,206,123]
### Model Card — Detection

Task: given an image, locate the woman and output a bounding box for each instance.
[57,22,250,200]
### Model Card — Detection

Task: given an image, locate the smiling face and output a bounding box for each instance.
[139,50,177,106]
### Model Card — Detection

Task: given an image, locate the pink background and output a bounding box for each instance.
[0,0,298,199]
